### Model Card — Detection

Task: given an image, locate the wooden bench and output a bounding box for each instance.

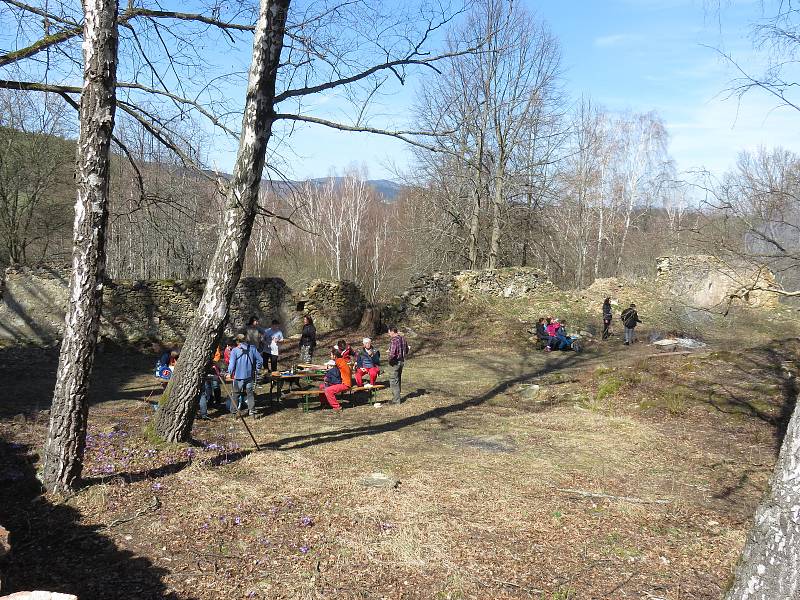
[282,384,387,412]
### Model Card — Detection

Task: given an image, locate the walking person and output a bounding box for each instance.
[602,297,613,340]
[387,325,410,404]
[620,303,642,346]
[299,315,316,363]
[226,329,263,417]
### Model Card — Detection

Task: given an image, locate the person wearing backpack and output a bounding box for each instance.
[226,329,264,417]
[620,303,642,346]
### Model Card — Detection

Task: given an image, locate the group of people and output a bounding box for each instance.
[602,297,643,345]
[533,317,580,352]
[156,316,412,420]
[531,298,643,352]
[319,327,409,411]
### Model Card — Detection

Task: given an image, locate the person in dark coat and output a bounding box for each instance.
[620,303,642,345]
[602,297,613,340]
[299,315,317,363]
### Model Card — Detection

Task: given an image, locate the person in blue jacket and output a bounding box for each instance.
[226,329,264,417]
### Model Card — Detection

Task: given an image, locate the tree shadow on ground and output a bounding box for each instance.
[264,351,583,451]
[692,339,799,455]
[0,436,175,599]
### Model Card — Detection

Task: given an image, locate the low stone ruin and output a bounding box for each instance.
[656,255,782,310]
[295,279,366,332]
[0,266,367,345]
[387,267,553,321]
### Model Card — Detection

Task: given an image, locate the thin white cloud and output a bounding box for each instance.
[593,33,646,47]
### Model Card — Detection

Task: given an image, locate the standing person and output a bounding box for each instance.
[620,303,642,346]
[226,330,263,417]
[299,315,317,363]
[262,319,284,373]
[197,362,221,420]
[602,297,613,340]
[355,337,381,386]
[387,325,410,405]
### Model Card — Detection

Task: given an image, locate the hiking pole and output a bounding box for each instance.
[236,411,260,451]
[220,376,261,451]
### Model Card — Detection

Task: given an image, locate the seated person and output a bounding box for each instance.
[545,318,560,352]
[553,320,576,351]
[355,337,381,386]
[335,339,354,361]
[318,348,351,411]
[534,318,550,348]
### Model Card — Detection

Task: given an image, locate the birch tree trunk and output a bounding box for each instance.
[725,381,800,600]
[154,0,290,443]
[41,0,119,493]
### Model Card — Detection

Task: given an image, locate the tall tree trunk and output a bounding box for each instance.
[154,0,290,443]
[41,0,119,493]
[467,134,485,269]
[487,159,505,269]
[725,376,800,600]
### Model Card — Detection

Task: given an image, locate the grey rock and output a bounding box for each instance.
[518,384,541,400]
[359,472,399,489]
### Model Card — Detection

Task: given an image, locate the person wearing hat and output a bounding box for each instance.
[620,303,642,345]
[355,337,381,387]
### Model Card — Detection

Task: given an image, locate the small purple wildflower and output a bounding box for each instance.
[151,482,162,491]
[299,516,314,527]
[299,545,310,554]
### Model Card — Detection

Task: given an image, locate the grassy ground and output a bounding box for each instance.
[0,313,798,599]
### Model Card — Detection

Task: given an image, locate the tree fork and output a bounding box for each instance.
[41,0,119,493]
[153,0,291,443]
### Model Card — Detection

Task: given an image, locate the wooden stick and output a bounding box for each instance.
[557,488,671,505]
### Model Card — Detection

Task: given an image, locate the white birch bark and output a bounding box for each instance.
[41,0,119,493]
[726,380,800,600]
[154,0,290,442]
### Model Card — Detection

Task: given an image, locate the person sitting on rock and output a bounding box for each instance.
[534,318,550,349]
[553,320,577,351]
[545,317,560,351]
[355,337,381,387]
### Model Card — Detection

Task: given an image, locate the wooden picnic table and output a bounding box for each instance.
[266,369,325,397]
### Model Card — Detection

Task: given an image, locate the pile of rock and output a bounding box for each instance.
[298,279,366,331]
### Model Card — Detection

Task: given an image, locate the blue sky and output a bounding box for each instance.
[208,0,799,181]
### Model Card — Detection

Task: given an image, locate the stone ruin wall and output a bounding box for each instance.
[656,255,781,309]
[0,266,367,345]
[387,267,553,321]
[297,279,367,332]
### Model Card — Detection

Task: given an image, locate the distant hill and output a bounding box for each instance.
[262,177,405,201]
